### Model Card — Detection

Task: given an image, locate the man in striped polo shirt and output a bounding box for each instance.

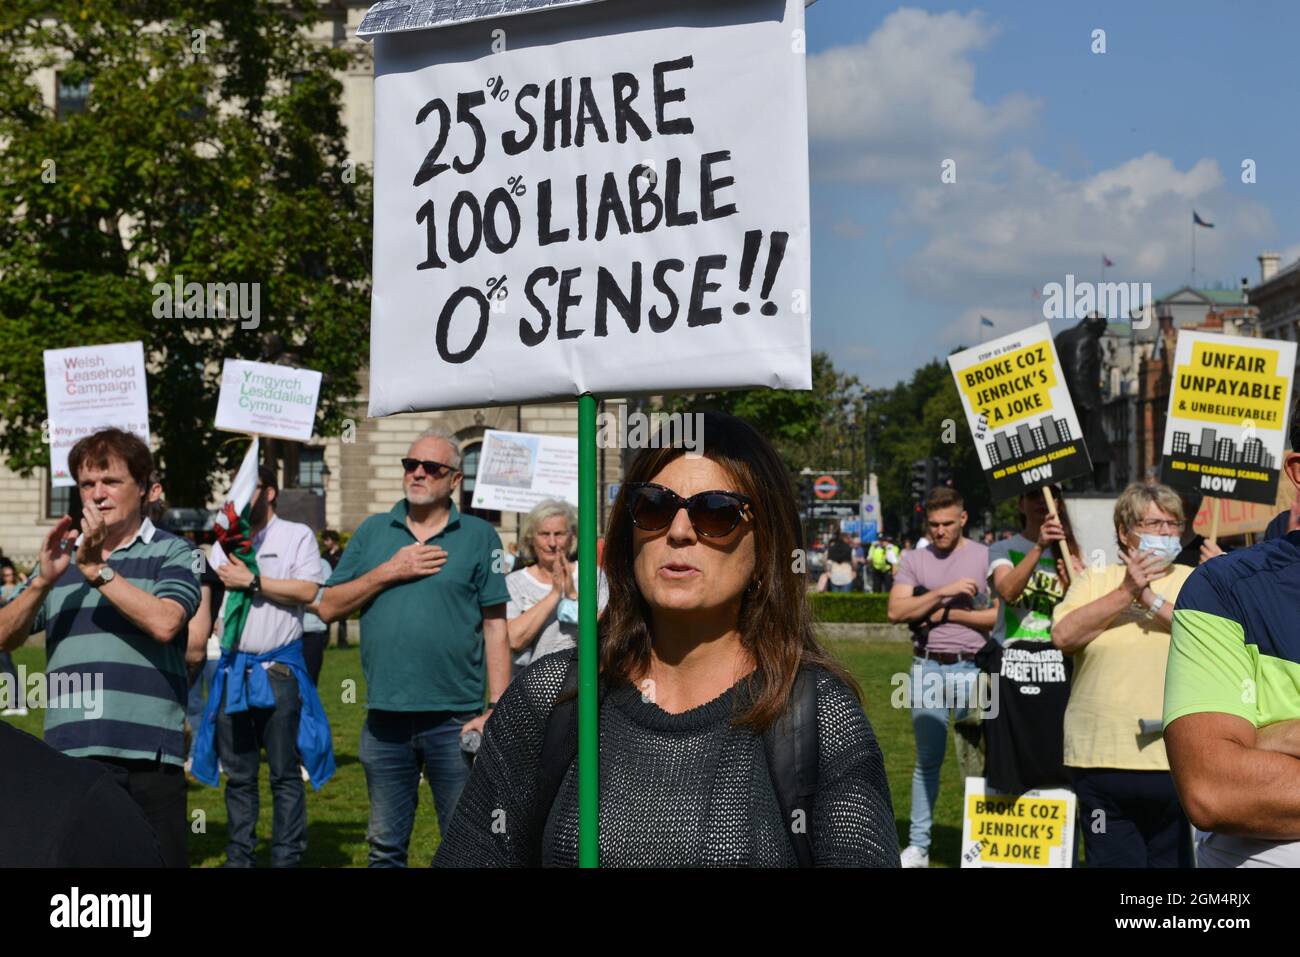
[1165,402,1300,867]
[0,428,199,867]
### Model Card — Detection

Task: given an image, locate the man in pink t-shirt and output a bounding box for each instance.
[887,485,996,867]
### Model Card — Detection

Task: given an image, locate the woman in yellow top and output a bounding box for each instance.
[1051,483,1195,868]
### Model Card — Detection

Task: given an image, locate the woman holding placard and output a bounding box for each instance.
[434,412,898,867]
[1051,483,1195,867]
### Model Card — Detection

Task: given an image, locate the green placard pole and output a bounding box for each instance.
[577,392,599,867]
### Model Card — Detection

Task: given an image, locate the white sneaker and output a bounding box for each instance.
[900,845,930,868]
[1,707,28,717]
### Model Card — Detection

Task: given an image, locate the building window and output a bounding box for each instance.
[46,474,73,520]
[459,442,501,526]
[298,447,326,494]
[56,74,90,117]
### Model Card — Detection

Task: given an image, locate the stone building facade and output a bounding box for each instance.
[0,2,634,566]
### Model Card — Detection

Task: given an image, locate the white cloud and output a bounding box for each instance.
[893,151,1273,309]
[807,8,1038,184]
[830,217,868,240]
[1277,242,1300,270]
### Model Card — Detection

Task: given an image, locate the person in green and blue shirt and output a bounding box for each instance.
[0,428,199,867]
[319,426,510,868]
[1166,404,1300,867]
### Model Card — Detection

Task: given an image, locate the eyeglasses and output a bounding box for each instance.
[623,482,754,538]
[1134,519,1184,533]
[401,458,458,479]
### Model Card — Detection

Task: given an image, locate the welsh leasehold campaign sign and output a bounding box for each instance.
[1158,331,1296,506]
[215,359,322,441]
[961,777,1077,868]
[367,0,812,414]
[44,342,151,487]
[470,429,580,513]
[947,323,1092,500]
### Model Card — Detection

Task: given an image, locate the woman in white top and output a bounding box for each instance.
[505,500,607,676]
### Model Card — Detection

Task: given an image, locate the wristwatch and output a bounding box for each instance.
[249,574,262,595]
[88,566,115,589]
[1144,594,1167,620]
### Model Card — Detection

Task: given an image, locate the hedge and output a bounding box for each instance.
[807,592,891,623]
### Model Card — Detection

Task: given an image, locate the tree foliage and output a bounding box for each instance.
[0,0,372,505]
[668,351,1008,536]
[665,352,861,483]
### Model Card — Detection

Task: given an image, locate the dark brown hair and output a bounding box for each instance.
[258,465,279,495]
[598,411,860,733]
[68,428,152,504]
[924,485,964,514]
[1019,486,1083,562]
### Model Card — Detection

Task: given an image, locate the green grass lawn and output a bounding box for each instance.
[4,638,966,867]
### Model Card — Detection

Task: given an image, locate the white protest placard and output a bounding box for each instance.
[947,323,1093,500]
[215,359,322,441]
[470,429,580,513]
[961,777,1077,868]
[367,0,812,414]
[1158,330,1296,506]
[44,342,151,487]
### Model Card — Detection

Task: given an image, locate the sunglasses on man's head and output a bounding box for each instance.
[401,458,457,479]
[623,482,754,538]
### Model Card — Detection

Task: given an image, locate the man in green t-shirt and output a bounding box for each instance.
[320,427,509,867]
[987,485,1081,644]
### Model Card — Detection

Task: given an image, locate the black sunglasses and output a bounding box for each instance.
[623,482,754,538]
[401,458,458,478]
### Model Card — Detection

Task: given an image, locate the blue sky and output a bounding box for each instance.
[804,0,1300,387]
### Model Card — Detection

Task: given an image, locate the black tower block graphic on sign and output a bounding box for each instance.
[1170,428,1275,470]
[985,414,1072,466]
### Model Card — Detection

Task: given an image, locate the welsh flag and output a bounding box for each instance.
[213,438,260,653]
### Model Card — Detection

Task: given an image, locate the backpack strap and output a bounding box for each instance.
[763,667,820,867]
[533,654,581,864]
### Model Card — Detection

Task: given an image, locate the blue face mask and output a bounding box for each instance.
[1138,534,1181,566]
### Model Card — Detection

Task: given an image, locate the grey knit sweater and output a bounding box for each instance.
[434,650,900,867]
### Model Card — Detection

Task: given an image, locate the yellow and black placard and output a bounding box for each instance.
[948,324,1093,501]
[1159,332,1296,506]
[961,782,1076,868]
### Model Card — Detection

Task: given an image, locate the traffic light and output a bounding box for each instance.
[933,456,952,488]
[909,459,929,503]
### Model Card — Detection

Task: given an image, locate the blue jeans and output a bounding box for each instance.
[360,709,478,868]
[829,582,853,593]
[907,655,983,851]
[215,666,306,867]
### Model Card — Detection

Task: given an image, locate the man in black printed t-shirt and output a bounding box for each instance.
[979,486,1076,793]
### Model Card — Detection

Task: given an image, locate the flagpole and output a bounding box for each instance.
[1191,215,1196,286]
[577,392,599,868]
